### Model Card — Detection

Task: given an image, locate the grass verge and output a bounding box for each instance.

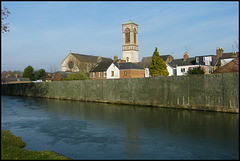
[1,130,71,160]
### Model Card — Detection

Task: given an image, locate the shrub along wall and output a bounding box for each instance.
[1,73,239,113]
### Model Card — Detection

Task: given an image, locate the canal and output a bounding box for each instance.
[1,95,239,159]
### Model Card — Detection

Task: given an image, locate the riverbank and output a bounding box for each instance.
[1,130,70,160]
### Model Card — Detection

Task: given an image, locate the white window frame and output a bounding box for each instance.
[93,72,96,78]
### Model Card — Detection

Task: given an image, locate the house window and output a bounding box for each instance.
[124,71,127,76]
[208,67,213,74]
[104,71,106,77]
[99,72,101,77]
[181,68,185,73]
[196,57,199,63]
[93,72,96,78]
[111,71,114,76]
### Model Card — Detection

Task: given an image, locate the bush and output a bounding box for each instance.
[188,66,205,75]
[64,71,90,80]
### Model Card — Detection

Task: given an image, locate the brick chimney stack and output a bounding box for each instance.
[216,47,224,57]
[183,52,189,61]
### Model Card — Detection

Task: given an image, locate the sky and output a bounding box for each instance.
[1,1,239,72]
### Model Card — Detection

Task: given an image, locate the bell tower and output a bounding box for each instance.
[122,20,139,62]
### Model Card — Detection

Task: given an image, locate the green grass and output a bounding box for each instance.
[1,130,71,160]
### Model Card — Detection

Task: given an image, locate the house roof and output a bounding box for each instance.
[1,77,30,82]
[114,62,144,70]
[213,57,239,74]
[89,60,113,72]
[168,57,196,68]
[220,52,239,59]
[137,55,172,68]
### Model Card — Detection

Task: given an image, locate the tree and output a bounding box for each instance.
[22,65,35,81]
[34,69,48,81]
[149,47,169,77]
[65,71,90,80]
[187,66,205,75]
[1,7,10,33]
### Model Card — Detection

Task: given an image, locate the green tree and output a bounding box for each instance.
[65,71,90,80]
[187,66,205,75]
[34,69,48,81]
[22,65,35,81]
[149,47,169,77]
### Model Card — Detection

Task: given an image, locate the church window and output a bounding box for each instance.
[111,71,114,76]
[125,28,130,44]
[126,57,129,62]
[68,61,74,69]
[134,28,137,44]
[93,72,96,78]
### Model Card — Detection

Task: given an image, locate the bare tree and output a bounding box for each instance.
[1,7,10,33]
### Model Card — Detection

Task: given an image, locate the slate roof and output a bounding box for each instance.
[89,60,113,72]
[114,62,144,70]
[1,77,31,82]
[168,57,196,68]
[221,52,239,59]
[137,55,172,68]
[71,53,112,63]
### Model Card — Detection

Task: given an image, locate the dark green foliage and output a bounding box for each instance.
[35,69,48,81]
[22,65,35,81]
[149,47,169,77]
[187,66,205,75]
[65,71,90,80]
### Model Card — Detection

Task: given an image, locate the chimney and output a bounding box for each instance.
[232,50,237,57]
[114,55,118,61]
[183,52,189,61]
[216,47,224,57]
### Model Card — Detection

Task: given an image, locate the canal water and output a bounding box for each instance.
[1,95,239,160]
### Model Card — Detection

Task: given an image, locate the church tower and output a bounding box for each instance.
[122,20,138,62]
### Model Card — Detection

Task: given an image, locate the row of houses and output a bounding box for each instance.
[89,47,239,79]
[2,47,238,84]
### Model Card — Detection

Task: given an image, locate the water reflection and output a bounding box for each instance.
[1,95,239,160]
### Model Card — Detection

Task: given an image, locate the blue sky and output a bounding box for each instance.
[1,1,239,72]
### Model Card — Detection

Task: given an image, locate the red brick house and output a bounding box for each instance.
[213,57,239,74]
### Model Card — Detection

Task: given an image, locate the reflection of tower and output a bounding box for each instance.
[122,20,138,62]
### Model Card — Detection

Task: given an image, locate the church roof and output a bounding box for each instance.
[122,20,138,25]
[71,53,112,63]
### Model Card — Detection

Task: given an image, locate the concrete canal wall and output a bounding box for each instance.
[1,73,239,113]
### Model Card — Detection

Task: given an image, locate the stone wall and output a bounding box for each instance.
[1,73,239,113]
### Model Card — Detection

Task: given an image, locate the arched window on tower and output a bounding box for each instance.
[125,28,130,44]
[126,57,129,62]
[134,28,137,44]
